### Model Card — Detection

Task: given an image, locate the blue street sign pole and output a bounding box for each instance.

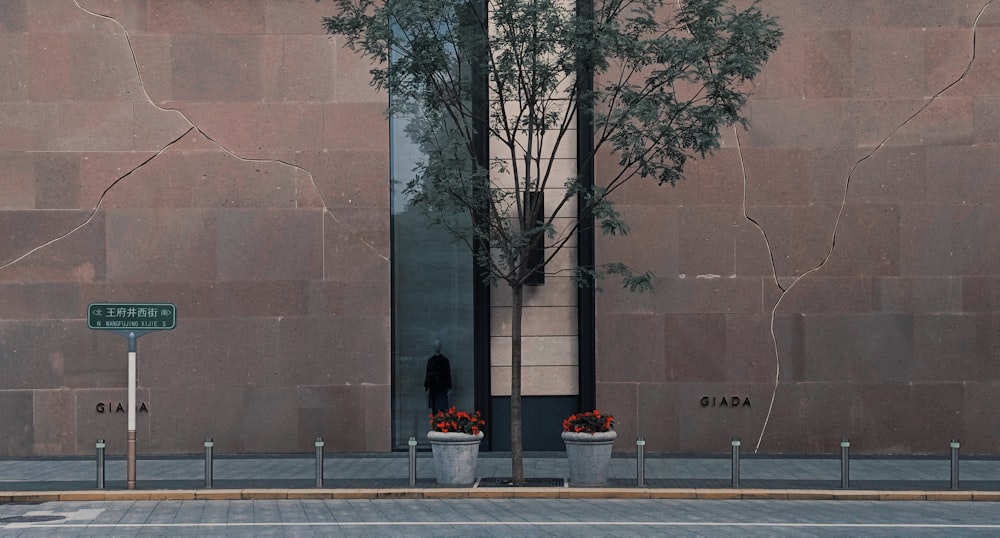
[88,303,176,490]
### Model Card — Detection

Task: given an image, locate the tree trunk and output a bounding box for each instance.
[510,281,524,484]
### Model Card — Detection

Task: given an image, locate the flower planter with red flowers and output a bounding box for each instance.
[561,410,616,486]
[428,407,485,485]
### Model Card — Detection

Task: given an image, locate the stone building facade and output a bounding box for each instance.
[0,1,998,457]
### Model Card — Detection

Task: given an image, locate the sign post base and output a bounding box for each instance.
[127,430,136,490]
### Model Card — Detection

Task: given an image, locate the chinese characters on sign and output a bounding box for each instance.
[88,303,176,330]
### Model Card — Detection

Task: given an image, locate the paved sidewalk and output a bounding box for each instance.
[1,452,998,501]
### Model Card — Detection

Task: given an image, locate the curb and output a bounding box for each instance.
[3,489,1000,502]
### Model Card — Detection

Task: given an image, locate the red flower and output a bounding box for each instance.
[562,410,615,433]
[430,407,486,434]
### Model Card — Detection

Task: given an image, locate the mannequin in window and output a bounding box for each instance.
[424,340,452,413]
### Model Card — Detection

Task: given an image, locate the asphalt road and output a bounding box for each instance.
[2,498,1000,537]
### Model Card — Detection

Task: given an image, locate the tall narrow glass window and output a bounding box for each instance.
[388,2,490,448]
[390,115,476,449]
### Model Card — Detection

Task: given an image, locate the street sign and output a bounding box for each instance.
[88,303,176,331]
[87,303,176,490]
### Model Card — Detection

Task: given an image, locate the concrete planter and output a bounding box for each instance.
[562,430,617,486]
[428,431,484,485]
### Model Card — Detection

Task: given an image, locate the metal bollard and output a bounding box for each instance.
[408,437,417,487]
[731,438,741,488]
[96,440,106,489]
[950,440,960,490]
[636,438,646,488]
[315,437,325,488]
[840,438,850,489]
[204,439,214,489]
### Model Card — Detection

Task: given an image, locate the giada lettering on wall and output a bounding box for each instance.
[96,402,149,413]
[700,396,751,408]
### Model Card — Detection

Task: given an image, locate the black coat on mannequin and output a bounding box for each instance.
[424,341,452,413]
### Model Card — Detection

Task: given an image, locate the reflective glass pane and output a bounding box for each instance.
[391,114,475,448]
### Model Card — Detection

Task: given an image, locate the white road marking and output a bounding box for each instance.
[20,509,105,522]
[4,521,1000,530]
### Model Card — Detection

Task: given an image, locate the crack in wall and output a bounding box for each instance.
[0,126,194,272]
[1,2,389,277]
[741,0,995,453]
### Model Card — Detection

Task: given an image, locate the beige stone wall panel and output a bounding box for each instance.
[490,305,576,337]
[491,277,579,308]
[490,365,578,396]
[490,335,578,367]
